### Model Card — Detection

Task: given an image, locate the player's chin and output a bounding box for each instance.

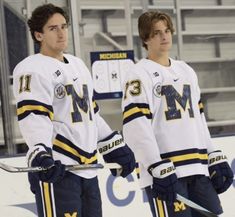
[160,46,171,52]
[57,41,67,47]
[56,44,68,52]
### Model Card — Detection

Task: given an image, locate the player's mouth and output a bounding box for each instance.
[57,40,66,43]
[161,42,169,45]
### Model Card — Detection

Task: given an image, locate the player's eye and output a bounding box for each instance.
[50,26,57,31]
[166,29,171,33]
[62,24,68,29]
[154,31,160,35]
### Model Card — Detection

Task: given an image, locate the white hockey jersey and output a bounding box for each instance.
[13,53,113,179]
[122,58,216,188]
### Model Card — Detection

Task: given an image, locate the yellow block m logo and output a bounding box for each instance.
[174,202,186,212]
[64,212,78,217]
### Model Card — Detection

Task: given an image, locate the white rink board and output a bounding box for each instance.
[0,136,235,217]
[0,158,151,217]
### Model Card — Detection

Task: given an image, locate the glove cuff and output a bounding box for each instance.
[148,159,176,179]
[208,150,227,167]
[26,143,51,167]
[98,131,125,155]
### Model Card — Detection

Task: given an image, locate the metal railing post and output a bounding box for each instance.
[174,0,183,59]
[0,0,15,155]
[68,0,82,58]
[124,0,133,49]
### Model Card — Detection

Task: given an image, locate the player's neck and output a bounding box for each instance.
[147,53,170,67]
[40,48,64,62]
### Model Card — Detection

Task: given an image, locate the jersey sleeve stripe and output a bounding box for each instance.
[198,100,204,113]
[98,131,118,142]
[135,163,140,179]
[93,100,99,114]
[53,134,97,164]
[123,103,152,124]
[161,148,208,167]
[17,100,54,121]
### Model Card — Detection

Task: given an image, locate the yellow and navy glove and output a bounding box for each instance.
[208,150,234,194]
[148,159,178,203]
[28,144,65,183]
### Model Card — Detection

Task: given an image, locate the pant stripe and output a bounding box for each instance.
[41,182,55,217]
[154,198,168,217]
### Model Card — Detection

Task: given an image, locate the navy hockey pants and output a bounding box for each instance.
[145,175,223,217]
[29,171,102,217]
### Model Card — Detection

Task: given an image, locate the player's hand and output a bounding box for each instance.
[103,144,135,178]
[98,131,135,177]
[208,150,234,194]
[28,144,65,183]
[148,159,178,203]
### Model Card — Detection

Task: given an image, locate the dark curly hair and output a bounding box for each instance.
[138,10,174,50]
[27,3,69,45]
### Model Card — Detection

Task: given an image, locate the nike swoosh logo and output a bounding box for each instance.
[173,78,179,82]
[73,78,78,81]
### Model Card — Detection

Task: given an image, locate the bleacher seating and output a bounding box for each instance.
[1,0,235,154]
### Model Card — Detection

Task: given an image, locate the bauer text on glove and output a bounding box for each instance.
[98,131,135,177]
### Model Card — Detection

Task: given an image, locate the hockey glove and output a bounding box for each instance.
[98,131,135,178]
[208,150,234,194]
[148,159,178,203]
[28,144,65,183]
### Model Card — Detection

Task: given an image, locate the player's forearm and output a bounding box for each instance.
[200,113,216,153]
[18,114,54,149]
[95,114,113,141]
[123,118,161,168]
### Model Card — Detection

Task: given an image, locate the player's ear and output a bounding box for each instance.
[144,37,149,46]
[144,40,149,48]
[34,31,43,42]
